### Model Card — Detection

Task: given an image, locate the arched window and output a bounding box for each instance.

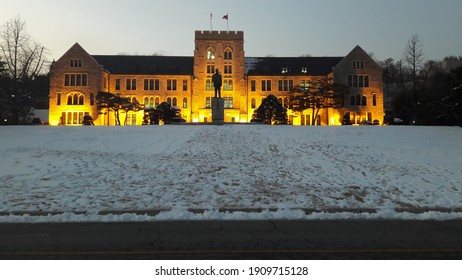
[251,98,256,109]
[67,93,85,105]
[144,97,149,107]
[278,97,283,105]
[172,97,177,107]
[206,79,212,90]
[356,94,361,106]
[167,97,172,105]
[224,50,233,60]
[183,97,188,108]
[362,96,367,106]
[284,97,289,108]
[149,97,154,108]
[207,49,215,60]
[350,95,355,106]
[155,97,160,107]
[224,79,233,91]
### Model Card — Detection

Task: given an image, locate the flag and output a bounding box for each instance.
[222,14,228,20]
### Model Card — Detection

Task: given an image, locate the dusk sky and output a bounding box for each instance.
[2,0,462,62]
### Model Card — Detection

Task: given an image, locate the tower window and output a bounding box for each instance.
[224,51,233,60]
[207,50,215,60]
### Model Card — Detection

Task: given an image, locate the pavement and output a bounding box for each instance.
[1,219,462,259]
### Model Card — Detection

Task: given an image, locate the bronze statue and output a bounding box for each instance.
[212,69,222,98]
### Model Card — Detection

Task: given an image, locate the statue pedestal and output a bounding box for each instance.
[212,97,225,125]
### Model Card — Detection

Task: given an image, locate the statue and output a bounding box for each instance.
[212,69,222,98]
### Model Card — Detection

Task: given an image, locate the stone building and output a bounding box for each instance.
[49,30,383,126]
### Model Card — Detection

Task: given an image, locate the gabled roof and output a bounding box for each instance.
[91,55,194,75]
[245,56,344,76]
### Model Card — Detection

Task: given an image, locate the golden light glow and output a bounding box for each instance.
[50,120,59,126]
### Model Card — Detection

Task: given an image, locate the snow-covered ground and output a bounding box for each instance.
[1,125,461,222]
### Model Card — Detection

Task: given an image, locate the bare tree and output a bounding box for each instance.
[0,16,47,124]
[403,34,424,94]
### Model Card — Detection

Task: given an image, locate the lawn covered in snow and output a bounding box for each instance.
[0,125,461,222]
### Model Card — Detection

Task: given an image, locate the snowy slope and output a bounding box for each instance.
[0,125,461,222]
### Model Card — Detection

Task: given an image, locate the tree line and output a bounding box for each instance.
[380,34,462,126]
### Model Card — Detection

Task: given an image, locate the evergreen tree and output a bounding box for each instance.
[252,94,288,125]
[96,91,131,126]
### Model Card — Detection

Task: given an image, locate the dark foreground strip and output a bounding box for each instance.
[1,207,462,216]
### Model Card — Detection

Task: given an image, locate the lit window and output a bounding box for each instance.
[207,50,215,60]
[224,79,233,91]
[206,80,212,90]
[301,67,307,73]
[282,67,288,74]
[183,97,188,108]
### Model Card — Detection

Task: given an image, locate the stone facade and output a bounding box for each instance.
[333,45,384,124]
[49,30,383,126]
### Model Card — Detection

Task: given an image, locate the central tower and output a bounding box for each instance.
[192,30,246,123]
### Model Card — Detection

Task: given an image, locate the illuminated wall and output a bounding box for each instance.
[49,33,383,126]
[192,31,246,123]
[49,43,103,126]
[333,46,384,125]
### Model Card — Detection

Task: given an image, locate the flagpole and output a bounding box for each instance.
[210,13,213,32]
[226,13,229,32]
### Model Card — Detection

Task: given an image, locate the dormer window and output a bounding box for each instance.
[282,67,288,74]
[301,67,308,73]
